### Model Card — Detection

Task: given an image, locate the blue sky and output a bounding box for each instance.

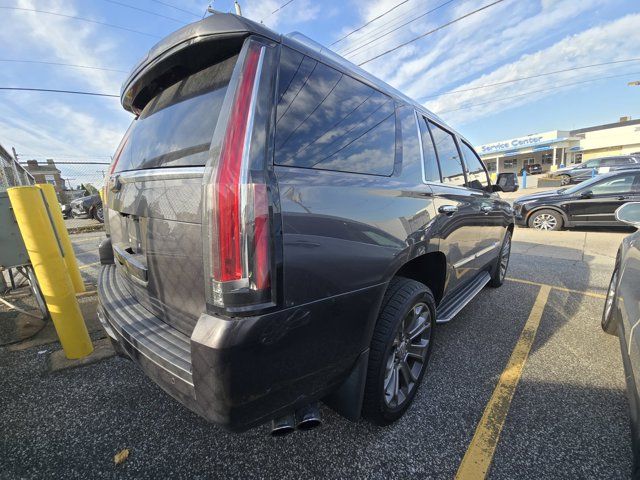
[1,0,639,171]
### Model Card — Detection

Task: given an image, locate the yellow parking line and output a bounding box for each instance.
[456,285,551,480]
[506,276,606,299]
[79,261,101,270]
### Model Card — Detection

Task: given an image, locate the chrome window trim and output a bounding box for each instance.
[117,167,206,183]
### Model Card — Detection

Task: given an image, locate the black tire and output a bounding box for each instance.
[528,209,563,231]
[362,277,436,426]
[602,258,620,336]
[93,205,104,223]
[489,229,512,287]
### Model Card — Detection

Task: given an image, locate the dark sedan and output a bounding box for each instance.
[513,170,640,230]
[601,202,640,475]
[70,193,104,223]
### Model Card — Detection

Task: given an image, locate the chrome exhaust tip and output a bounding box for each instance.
[271,413,296,437]
[296,402,322,431]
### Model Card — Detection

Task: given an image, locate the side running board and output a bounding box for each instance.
[436,271,491,324]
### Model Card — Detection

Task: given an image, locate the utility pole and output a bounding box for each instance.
[10,147,22,186]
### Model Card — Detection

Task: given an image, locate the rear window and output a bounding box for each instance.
[115,54,238,172]
[275,46,396,176]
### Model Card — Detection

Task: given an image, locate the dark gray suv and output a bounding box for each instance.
[97,13,514,434]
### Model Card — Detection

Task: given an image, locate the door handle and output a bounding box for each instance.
[618,196,629,200]
[438,205,458,215]
[480,205,493,214]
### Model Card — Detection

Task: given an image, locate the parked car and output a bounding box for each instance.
[70,193,103,223]
[550,155,640,185]
[513,170,640,230]
[96,13,515,434]
[601,202,640,475]
[60,202,72,219]
[523,163,542,175]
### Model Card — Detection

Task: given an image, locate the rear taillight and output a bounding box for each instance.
[205,41,273,311]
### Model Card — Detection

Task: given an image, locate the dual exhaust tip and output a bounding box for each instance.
[271,402,321,437]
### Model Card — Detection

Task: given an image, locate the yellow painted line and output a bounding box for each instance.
[456,285,551,480]
[78,261,100,270]
[506,276,606,299]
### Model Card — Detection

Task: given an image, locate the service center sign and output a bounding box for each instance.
[477,131,560,155]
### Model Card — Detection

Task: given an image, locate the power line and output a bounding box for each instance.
[422,57,640,99]
[339,0,457,57]
[357,0,504,66]
[101,0,186,24]
[271,0,297,15]
[0,59,127,73]
[437,71,640,114]
[330,0,409,46]
[0,87,119,98]
[0,6,161,39]
[148,0,201,17]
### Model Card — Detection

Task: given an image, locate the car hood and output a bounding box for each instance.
[514,190,565,203]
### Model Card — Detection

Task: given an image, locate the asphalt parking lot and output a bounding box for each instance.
[0,226,636,478]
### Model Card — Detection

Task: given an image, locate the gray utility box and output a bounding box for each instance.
[0,191,29,268]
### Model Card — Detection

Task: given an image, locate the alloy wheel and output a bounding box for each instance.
[603,268,618,325]
[499,233,511,281]
[532,213,557,230]
[560,175,571,186]
[383,302,432,408]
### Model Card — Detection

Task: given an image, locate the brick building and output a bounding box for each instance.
[23,159,65,195]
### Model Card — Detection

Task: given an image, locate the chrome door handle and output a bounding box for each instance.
[480,205,493,214]
[438,205,458,215]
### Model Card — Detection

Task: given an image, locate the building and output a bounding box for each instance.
[23,159,65,195]
[476,117,640,174]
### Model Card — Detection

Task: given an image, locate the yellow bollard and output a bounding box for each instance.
[490,173,497,183]
[36,184,86,294]
[8,186,93,359]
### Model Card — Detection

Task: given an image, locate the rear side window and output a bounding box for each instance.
[275,46,396,176]
[427,121,465,187]
[417,116,441,182]
[115,54,238,172]
[459,141,489,190]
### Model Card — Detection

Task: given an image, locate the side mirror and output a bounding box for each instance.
[616,202,640,226]
[579,190,593,199]
[491,184,503,193]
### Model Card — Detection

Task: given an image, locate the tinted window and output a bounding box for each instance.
[589,173,640,195]
[398,108,439,182]
[460,141,489,190]
[275,47,395,176]
[115,54,238,172]
[427,120,465,186]
[417,116,441,182]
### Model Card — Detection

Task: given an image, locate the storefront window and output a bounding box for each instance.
[503,159,517,169]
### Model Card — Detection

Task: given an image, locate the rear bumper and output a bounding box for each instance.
[97,265,376,431]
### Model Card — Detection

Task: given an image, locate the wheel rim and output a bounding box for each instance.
[383,302,432,408]
[560,175,570,185]
[96,207,104,222]
[499,233,511,281]
[604,268,618,324]
[532,213,557,230]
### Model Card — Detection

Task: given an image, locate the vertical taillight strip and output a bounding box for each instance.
[208,40,271,310]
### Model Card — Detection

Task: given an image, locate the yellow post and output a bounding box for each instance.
[490,173,497,183]
[36,183,86,293]
[8,186,93,359]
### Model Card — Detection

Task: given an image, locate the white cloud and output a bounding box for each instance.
[426,13,640,125]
